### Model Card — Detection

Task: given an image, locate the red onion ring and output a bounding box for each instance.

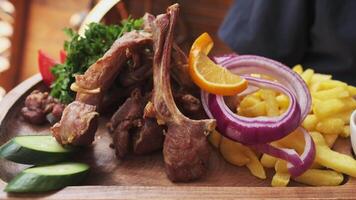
[204,76,301,145]
[286,127,315,177]
[217,55,311,122]
[201,54,315,177]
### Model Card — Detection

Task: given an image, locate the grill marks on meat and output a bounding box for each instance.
[151,4,216,182]
[51,31,151,146]
[21,90,65,125]
[107,89,164,158]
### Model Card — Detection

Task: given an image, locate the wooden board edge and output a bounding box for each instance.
[0,73,42,125]
[0,185,355,200]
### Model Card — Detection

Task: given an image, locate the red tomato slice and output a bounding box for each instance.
[38,50,57,86]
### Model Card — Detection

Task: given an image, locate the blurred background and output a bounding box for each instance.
[0,0,232,98]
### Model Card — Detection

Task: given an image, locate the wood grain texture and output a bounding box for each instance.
[0,74,355,199]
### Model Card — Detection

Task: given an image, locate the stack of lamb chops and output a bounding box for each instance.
[23,4,216,182]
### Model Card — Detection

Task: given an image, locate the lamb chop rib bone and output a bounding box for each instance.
[152,4,216,182]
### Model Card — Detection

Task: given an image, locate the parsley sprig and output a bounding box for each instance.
[50,18,143,103]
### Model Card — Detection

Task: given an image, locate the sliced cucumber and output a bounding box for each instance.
[0,135,74,165]
[5,162,89,193]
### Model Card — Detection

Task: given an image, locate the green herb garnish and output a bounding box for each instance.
[50,18,143,103]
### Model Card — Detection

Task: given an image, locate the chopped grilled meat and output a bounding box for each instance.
[107,89,144,133]
[21,90,65,125]
[108,89,164,158]
[132,118,164,155]
[51,101,98,146]
[52,31,151,146]
[174,91,206,119]
[151,5,216,182]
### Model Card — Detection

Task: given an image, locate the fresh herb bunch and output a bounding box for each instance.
[50,18,144,103]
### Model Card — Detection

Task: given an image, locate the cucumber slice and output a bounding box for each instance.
[5,162,89,193]
[0,135,74,165]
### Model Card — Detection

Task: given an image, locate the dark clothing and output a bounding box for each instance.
[219,0,356,85]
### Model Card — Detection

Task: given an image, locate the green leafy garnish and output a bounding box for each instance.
[50,18,143,103]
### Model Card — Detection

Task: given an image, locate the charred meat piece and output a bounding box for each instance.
[51,101,98,146]
[151,5,216,182]
[52,31,152,146]
[108,89,164,158]
[107,89,144,133]
[174,91,206,119]
[132,118,164,155]
[21,90,65,125]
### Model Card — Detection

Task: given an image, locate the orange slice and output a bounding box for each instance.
[189,33,247,96]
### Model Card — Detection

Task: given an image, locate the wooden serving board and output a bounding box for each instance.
[0,74,355,199]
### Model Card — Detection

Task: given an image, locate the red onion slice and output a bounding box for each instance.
[205,76,301,145]
[216,55,311,122]
[253,128,315,177]
[252,144,303,167]
[287,127,316,177]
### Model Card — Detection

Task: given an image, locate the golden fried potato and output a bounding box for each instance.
[294,169,344,186]
[301,69,314,86]
[261,154,277,168]
[244,148,266,179]
[316,118,345,135]
[292,64,303,75]
[271,160,290,187]
[311,132,356,177]
[302,114,319,131]
[219,137,250,166]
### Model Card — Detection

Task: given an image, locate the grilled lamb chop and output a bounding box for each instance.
[151,4,216,182]
[51,31,151,145]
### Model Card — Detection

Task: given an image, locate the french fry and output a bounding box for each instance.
[312,87,349,100]
[313,99,347,119]
[238,101,267,117]
[261,154,277,168]
[292,64,303,75]
[348,85,356,96]
[275,160,288,173]
[239,95,261,108]
[276,94,289,110]
[340,126,350,138]
[244,148,266,179]
[301,69,314,85]
[293,169,344,186]
[319,80,347,90]
[302,114,318,131]
[219,137,266,179]
[209,130,222,149]
[219,137,250,166]
[310,73,332,85]
[316,118,345,135]
[271,160,290,187]
[272,172,290,187]
[276,130,304,154]
[260,89,279,117]
[311,132,356,177]
[324,134,339,147]
[334,110,354,125]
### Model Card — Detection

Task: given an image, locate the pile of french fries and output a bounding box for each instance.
[209,65,356,186]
